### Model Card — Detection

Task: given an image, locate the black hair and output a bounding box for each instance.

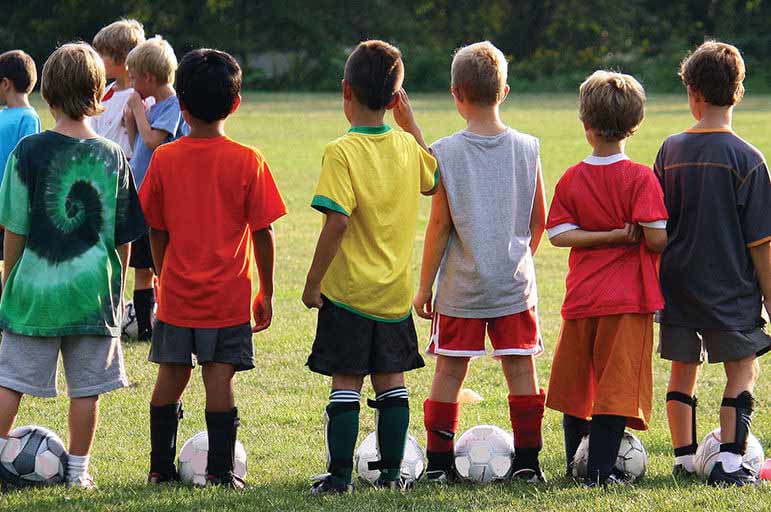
[344,40,404,111]
[176,48,241,123]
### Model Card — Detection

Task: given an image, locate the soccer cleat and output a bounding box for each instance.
[206,472,245,490]
[147,471,180,484]
[707,462,757,487]
[424,468,458,484]
[374,475,413,491]
[511,466,547,484]
[583,468,628,488]
[671,464,697,479]
[309,473,353,496]
[66,473,96,490]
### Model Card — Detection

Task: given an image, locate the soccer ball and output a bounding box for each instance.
[694,428,764,478]
[572,431,648,482]
[0,426,68,487]
[178,431,247,486]
[454,425,514,484]
[354,432,425,484]
[121,300,138,338]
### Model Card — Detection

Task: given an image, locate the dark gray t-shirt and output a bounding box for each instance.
[431,128,540,318]
[655,130,771,330]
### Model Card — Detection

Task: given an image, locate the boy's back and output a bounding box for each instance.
[312,125,436,320]
[140,136,285,327]
[655,130,771,330]
[431,128,539,317]
[0,106,40,175]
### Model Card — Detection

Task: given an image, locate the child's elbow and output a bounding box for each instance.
[645,235,667,253]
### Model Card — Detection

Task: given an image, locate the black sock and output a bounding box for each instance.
[134,287,155,339]
[150,402,183,476]
[206,407,239,479]
[587,414,626,482]
[563,414,591,475]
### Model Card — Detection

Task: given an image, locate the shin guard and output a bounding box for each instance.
[720,391,754,455]
[667,391,698,457]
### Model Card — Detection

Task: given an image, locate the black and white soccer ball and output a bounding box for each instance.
[0,426,68,487]
[354,431,425,485]
[178,431,247,486]
[454,425,515,484]
[121,300,138,338]
[694,428,764,478]
[572,431,647,482]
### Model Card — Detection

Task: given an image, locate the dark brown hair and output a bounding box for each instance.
[579,70,646,142]
[0,50,37,94]
[344,40,404,111]
[41,43,105,119]
[679,41,745,106]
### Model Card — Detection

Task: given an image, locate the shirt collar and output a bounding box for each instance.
[583,153,630,166]
[348,124,391,135]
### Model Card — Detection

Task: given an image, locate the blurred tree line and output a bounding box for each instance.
[2,0,770,92]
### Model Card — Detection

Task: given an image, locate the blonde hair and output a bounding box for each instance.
[451,41,507,106]
[41,43,105,119]
[126,36,177,85]
[93,19,145,64]
[579,70,646,142]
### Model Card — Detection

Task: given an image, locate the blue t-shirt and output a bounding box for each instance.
[130,96,188,187]
[0,106,41,182]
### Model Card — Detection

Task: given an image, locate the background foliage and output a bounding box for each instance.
[2,0,771,92]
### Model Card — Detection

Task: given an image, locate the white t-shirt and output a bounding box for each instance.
[89,83,135,158]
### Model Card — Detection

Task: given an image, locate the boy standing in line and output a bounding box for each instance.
[303,40,438,494]
[124,36,188,340]
[657,41,771,487]
[413,41,548,484]
[545,71,668,486]
[140,49,285,488]
[0,43,146,489]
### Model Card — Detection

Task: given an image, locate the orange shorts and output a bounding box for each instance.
[545,313,653,430]
[426,307,543,358]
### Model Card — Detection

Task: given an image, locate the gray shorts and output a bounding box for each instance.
[659,324,771,364]
[149,320,254,372]
[0,331,128,398]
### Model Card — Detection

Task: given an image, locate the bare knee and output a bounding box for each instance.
[332,373,364,393]
[436,356,470,383]
[370,372,405,394]
[668,361,700,394]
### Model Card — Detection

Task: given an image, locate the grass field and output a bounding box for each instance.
[2,92,771,511]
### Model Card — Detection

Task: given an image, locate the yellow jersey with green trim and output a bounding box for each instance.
[311,125,438,322]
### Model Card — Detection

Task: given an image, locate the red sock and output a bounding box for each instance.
[423,399,460,454]
[508,389,546,450]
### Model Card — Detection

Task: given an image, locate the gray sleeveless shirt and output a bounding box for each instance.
[431,128,540,318]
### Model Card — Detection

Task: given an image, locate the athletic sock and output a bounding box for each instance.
[508,389,545,469]
[587,414,626,483]
[370,386,409,482]
[719,451,743,473]
[205,407,239,479]
[149,402,183,476]
[66,454,90,482]
[134,287,155,340]
[675,454,696,473]
[325,390,361,486]
[563,414,591,475]
[423,399,459,471]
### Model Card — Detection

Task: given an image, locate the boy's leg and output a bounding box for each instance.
[321,373,364,491]
[370,372,408,485]
[202,362,240,486]
[0,387,22,455]
[149,364,191,480]
[563,414,591,476]
[133,267,156,340]
[66,396,98,487]
[586,414,626,484]
[666,361,699,474]
[424,355,468,478]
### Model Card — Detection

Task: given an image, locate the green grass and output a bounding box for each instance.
[2,93,771,511]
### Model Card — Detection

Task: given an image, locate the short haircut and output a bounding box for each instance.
[126,36,177,85]
[41,43,105,119]
[451,41,508,106]
[344,40,404,111]
[679,40,745,106]
[0,50,37,94]
[579,70,646,142]
[176,49,241,123]
[92,19,145,65]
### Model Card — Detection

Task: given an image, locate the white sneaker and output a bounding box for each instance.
[67,473,96,490]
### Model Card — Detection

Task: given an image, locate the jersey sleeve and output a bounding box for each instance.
[311,144,356,216]
[245,154,287,231]
[149,102,181,138]
[545,175,579,239]
[18,112,41,139]
[418,144,439,194]
[137,152,165,231]
[115,151,147,245]
[739,162,771,248]
[632,167,668,229]
[0,147,30,235]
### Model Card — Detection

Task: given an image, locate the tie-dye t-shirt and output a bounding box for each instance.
[0,131,146,337]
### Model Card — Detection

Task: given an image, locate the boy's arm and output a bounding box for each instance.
[749,241,771,317]
[124,104,137,148]
[252,226,275,333]
[414,181,452,319]
[116,243,131,303]
[550,223,641,248]
[128,92,169,151]
[529,161,547,255]
[393,89,428,151]
[641,227,667,253]
[2,230,25,286]
[302,212,349,309]
[148,227,169,277]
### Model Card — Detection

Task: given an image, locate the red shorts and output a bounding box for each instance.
[426,307,543,357]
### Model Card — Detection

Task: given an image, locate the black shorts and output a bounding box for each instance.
[659,324,771,364]
[149,320,255,372]
[306,297,425,376]
[129,232,154,269]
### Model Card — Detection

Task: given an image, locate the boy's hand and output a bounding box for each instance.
[609,223,641,245]
[122,104,135,127]
[393,89,418,132]
[413,287,434,320]
[127,90,144,111]
[252,291,273,333]
[302,281,323,309]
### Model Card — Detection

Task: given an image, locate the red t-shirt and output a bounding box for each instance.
[546,155,668,320]
[139,136,287,328]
